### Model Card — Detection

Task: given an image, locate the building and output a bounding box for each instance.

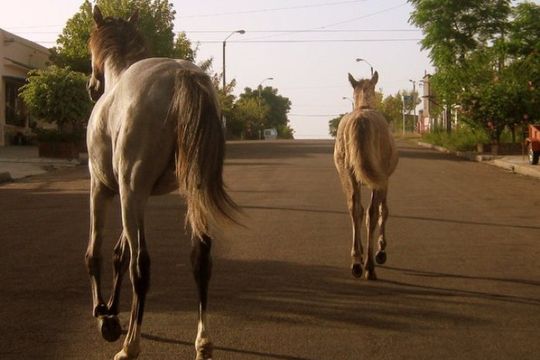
[418,72,433,133]
[0,28,50,146]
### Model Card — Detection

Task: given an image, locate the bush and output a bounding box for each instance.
[422,127,489,151]
[19,65,92,134]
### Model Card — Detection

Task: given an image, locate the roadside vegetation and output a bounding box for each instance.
[21,0,294,141]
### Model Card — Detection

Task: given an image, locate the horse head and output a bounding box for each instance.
[87,5,144,101]
[348,71,379,110]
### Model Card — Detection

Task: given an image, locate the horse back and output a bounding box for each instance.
[335,109,398,188]
[88,58,206,193]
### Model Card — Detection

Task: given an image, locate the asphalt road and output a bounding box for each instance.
[1,139,539,360]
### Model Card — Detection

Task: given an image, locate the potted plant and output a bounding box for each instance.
[19,65,91,160]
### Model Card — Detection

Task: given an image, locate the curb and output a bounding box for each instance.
[417,142,496,161]
[417,141,540,180]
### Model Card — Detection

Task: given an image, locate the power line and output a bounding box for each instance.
[244,2,408,41]
[317,2,408,29]
[197,38,421,44]
[289,114,342,117]
[185,29,420,34]
[179,0,366,18]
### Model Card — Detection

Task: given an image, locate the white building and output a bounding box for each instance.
[0,29,50,146]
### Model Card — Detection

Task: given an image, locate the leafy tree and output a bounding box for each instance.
[408,0,540,144]
[19,66,92,135]
[52,0,196,73]
[230,97,269,139]
[379,92,404,126]
[328,114,345,137]
[237,86,293,139]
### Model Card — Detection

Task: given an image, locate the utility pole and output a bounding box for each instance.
[409,79,417,133]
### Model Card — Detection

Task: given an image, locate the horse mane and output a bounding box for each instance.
[89,16,149,75]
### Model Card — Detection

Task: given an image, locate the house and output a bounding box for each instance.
[0,28,50,146]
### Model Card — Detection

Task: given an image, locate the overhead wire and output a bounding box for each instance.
[178,0,366,18]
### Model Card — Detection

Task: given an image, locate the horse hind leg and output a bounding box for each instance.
[96,232,130,343]
[375,187,389,265]
[363,189,380,280]
[191,234,214,360]
[114,191,150,360]
[86,179,119,338]
[349,178,364,278]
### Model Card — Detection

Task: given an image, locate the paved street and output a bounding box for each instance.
[1,139,539,360]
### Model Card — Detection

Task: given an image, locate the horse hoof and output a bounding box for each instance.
[363,269,377,281]
[351,264,363,278]
[375,251,387,265]
[114,348,138,360]
[195,338,213,360]
[98,315,122,342]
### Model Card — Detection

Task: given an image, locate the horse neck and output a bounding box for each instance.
[103,58,128,93]
[354,93,375,111]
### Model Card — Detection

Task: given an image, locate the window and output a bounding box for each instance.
[4,77,27,127]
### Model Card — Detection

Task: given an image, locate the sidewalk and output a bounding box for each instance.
[0,145,86,183]
[418,141,540,180]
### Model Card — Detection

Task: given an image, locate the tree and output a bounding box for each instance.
[328,114,345,137]
[52,0,196,73]
[19,65,92,136]
[379,93,404,126]
[408,0,540,144]
[237,86,293,139]
[230,97,268,139]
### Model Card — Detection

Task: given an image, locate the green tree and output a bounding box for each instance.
[229,97,268,139]
[408,0,540,143]
[237,86,293,139]
[52,0,196,73]
[328,114,345,137]
[379,92,404,126]
[19,65,92,135]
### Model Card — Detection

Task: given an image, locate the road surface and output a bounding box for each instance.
[1,139,539,359]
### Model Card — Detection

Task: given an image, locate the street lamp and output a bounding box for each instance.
[257,77,273,139]
[222,30,245,91]
[355,58,374,76]
[258,77,274,100]
[342,96,354,111]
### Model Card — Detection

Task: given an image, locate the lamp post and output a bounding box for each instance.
[257,77,273,139]
[222,30,245,91]
[342,96,354,111]
[355,58,374,76]
[221,30,245,133]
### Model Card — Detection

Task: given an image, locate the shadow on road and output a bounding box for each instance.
[392,213,540,231]
[383,266,540,289]
[140,332,315,360]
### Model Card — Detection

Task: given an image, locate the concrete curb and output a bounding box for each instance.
[417,141,540,180]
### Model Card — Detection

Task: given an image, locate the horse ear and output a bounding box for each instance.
[348,73,358,88]
[93,5,104,26]
[128,9,139,24]
[371,71,379,86]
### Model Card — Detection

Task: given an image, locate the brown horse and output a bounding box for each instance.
[85,6,238,360]
[334,72,398,280]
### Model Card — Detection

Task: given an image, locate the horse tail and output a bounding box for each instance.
[348,111,395,189]
[170,69,239,238]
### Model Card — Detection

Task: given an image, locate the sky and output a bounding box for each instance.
[0,0,434,139]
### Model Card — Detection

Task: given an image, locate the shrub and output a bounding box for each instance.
[19,65,92,135]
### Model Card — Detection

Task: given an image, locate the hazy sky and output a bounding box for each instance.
[2,0,435,138]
